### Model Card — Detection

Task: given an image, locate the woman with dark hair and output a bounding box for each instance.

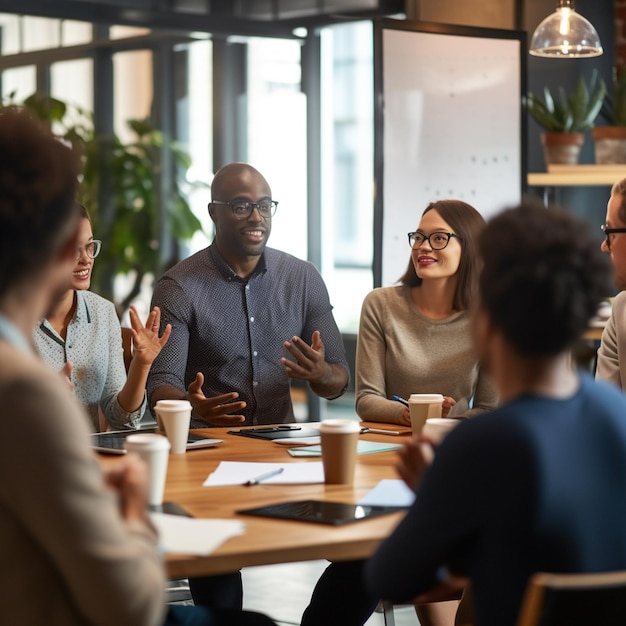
[356,199,498,426]
[33,204,171,431]
[301,200,498,626]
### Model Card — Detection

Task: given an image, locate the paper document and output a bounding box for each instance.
[150,512,245,555]
[357,479,416,508]
[288,440,401,458]
[203,461,325,486]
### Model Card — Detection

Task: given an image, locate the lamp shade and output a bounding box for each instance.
[530,1,602,58]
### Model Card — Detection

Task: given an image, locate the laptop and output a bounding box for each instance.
[90,427,222,455]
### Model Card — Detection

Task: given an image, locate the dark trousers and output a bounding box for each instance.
[301,560,379,626]
[164,605,276,626]
[189,572,243,611]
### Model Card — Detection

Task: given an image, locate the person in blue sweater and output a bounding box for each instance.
[365,200,626,626]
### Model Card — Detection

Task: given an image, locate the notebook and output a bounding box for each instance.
[287,440,401,457]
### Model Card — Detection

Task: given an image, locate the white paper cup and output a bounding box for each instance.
[155,400,192,454]
[423,418,460,445]
[319,419,361,484]
[124,433,170,506]
[154,400,190,433]
[408,393,443,435]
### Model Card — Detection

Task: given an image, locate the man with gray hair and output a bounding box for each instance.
[596,177,626,389]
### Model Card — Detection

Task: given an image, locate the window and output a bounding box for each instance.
[320,21,374,333]
[247,37,307,260]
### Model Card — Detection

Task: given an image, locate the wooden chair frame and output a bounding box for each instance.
[517,571,626,626]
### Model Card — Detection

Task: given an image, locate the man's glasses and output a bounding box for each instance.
[408,231,462,250]
[76,240,102,260]
[601,224,626,249]
[211,199,278,220]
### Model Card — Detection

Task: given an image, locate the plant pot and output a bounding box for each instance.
[592,126,626,164]
[541,132,585,166]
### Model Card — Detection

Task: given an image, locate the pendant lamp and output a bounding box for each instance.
[529,0,602,58]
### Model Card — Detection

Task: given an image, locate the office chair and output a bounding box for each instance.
[517,570,626,626]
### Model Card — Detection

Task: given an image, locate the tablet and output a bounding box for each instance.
[90,428,222,454]
[228,425,320,441]
[236,499,405,526]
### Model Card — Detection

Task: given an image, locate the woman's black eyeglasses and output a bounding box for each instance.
[407,231,462,250]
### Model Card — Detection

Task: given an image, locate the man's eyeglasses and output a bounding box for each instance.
[76,240,102,260]
[408,231,462,250]
[211,199,278,220]
[601,224,626,249]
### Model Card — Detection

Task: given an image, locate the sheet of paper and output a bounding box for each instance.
[150,512,246,555]
[287,440,401,458]
[357,479,416,508]
[203,461,325,486]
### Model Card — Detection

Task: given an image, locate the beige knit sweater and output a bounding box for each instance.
[356,285,498,424]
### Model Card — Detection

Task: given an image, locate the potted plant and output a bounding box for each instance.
[593,66,626,164]
[527,69,606,166]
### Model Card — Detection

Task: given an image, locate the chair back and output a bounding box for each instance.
[121,326,133,373]
[517,571,626,626]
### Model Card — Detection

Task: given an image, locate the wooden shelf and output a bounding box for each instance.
[528,164,626,187]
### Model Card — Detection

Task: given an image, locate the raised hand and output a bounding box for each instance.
[187,372,247,427]
[281,330,331,384]
[129,305,172,367]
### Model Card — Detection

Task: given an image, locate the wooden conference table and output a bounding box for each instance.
[156,422,411,579]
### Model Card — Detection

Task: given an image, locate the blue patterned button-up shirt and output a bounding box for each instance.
[148,243,349,426]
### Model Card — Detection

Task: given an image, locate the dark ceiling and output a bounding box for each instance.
[0,0,405,38]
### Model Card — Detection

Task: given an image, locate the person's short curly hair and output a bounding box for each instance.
[0,110,80,299]
[479,199,613,357]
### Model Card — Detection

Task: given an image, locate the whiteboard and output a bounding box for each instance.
[374,21,526,287]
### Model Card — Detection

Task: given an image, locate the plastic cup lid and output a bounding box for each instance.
[319,419,361,434]
[408,393,444,403]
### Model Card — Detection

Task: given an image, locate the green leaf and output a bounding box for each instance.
[528,72,606,132]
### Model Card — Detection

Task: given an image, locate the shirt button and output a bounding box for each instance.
[253,351,258,357]
[245,285,250,290]
[253,381,258,387]
[250,316,254,322]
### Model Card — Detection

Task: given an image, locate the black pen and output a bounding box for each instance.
[244,467,284,486]
[391,395,409,407]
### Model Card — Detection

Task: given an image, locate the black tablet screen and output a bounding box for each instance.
[237,499,404,525]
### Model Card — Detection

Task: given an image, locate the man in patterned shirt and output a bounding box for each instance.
[148,162,349,428]
[148,162,350,611]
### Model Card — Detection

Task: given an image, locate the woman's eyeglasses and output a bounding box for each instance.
[76,240,102,260]
[407,231,462,250]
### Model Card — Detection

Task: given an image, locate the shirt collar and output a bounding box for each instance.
[0,312,32,354]
[74,290,92,323]
[208,242,268,281]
